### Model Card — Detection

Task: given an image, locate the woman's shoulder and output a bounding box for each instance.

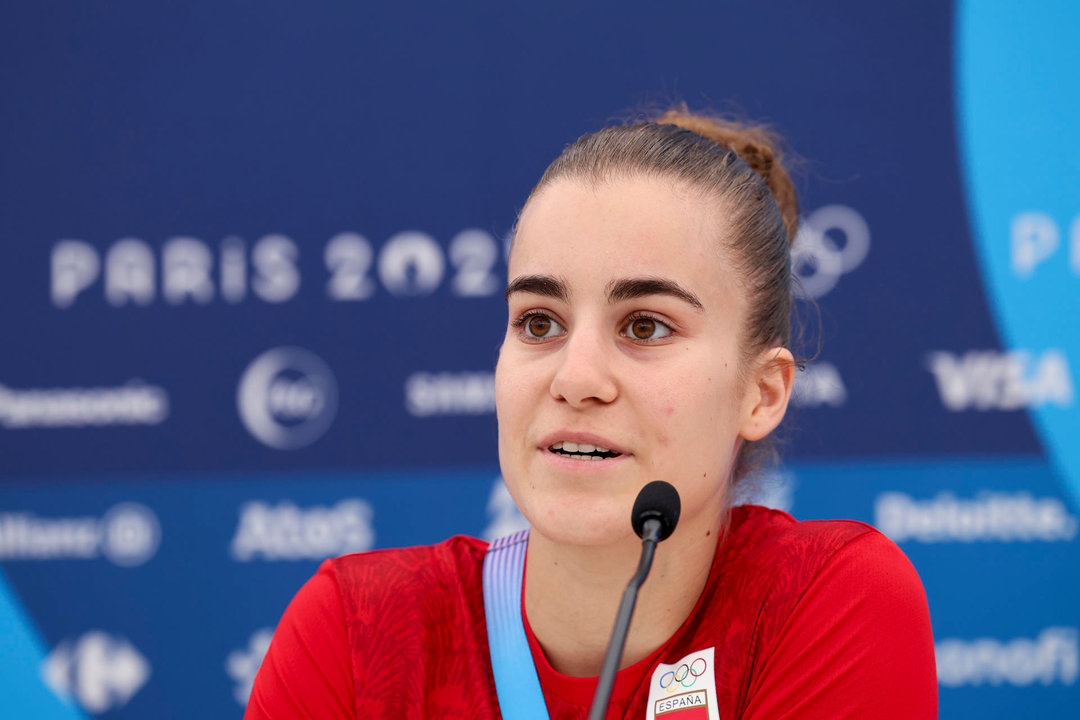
[717,504,927,631]
[328,534,490,601]
[246,535,496,719]
[729,503,880,547]
[715,506,937,717]
[329,534,489,575]
[725,503,903,577]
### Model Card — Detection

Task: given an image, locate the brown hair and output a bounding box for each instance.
[524,106,800,481]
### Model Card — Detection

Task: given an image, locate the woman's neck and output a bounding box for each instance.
[523,526,718,677]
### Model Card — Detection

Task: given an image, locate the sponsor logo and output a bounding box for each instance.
[647,648,719,720]
[791,205,871,299]
[0,380,168,429]
[237,347,338,449]
[789,362,847,408]
[482,478,530,540]
[1010,211,1080,278]
[230,499,375,561]
[936,627,1078,688]
[0,502,160,565]
[875,491,1078,543]
[226,628,274,706]
[405,371,496,418]
[42,631,150,713]
[926,349,1074,411]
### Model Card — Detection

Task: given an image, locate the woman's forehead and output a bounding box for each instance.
[510,177,741,303]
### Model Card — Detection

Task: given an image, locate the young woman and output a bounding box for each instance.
[246,109,938,719]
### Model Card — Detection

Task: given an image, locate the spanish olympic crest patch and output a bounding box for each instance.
[645,647,720,720]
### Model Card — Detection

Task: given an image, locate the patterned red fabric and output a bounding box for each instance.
[246,505,937,719]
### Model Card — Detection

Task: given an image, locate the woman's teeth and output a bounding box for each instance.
[549,441,620,460]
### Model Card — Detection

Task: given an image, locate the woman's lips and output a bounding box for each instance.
[540,448,630,470]
[537,431,631,468]
[537,431,629,457]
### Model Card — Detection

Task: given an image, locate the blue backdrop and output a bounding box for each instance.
[1,1,1077,717]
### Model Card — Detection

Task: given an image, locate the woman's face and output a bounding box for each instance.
[496,175,776,547]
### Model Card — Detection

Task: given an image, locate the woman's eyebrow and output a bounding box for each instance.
[505,274,570,302]
[606,277,704,310]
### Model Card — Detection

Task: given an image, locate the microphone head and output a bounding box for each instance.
[631,481,681,541]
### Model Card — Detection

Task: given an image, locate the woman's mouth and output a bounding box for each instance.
[548,440,623,461]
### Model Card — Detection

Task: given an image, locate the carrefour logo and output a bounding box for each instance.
[43,631,150,713]
[237,347,338,449]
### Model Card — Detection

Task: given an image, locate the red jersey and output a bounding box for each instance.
[246,505,937,719]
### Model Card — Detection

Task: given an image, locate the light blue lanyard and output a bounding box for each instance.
[483,530,550,720]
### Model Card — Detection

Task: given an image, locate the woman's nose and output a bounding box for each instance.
[548,329,618,407]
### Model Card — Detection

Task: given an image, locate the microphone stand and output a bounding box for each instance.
[586,517,662,720]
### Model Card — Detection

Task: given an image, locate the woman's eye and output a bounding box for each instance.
[623,315,673,341]
[517,312,565,339]
[527,315,553,336]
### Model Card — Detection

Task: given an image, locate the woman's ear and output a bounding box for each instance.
[739,347,796,442]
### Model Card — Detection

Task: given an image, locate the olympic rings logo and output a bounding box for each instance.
[658,658,707,693]
[790,204,871,299]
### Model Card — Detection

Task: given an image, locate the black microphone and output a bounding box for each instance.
[587,481,681,720]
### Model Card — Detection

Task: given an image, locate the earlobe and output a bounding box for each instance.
[739,347,796,442]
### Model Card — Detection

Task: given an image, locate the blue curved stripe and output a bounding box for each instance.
[956,0,1080,509]
[0,569,89,719]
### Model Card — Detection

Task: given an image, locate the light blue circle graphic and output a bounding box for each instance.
[956,0,1080,509]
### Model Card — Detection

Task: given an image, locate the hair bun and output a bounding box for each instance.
[655,107,799,245]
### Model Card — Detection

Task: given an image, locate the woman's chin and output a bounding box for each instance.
[505,475,641,547]
[525,507,638,548]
